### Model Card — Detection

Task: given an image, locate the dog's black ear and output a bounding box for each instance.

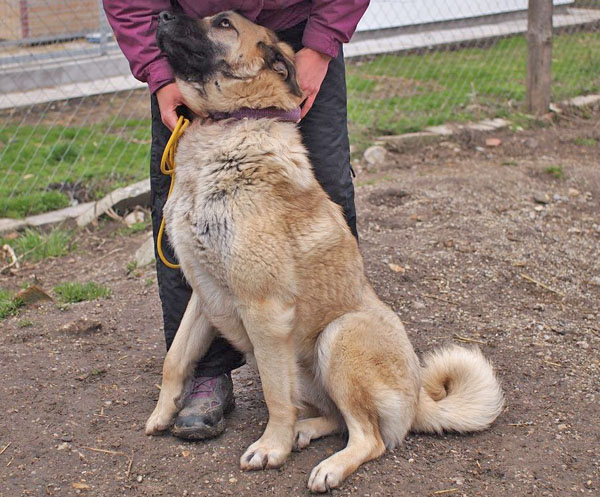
[258,41,303,97]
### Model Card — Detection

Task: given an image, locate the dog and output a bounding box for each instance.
[146,11,504,493]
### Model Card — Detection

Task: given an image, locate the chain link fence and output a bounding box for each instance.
[0,0,599,220]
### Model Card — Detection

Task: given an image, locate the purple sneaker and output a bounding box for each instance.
[171,373,235,440]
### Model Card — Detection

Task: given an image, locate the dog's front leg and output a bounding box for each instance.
[145,292,215,435]
[239,298,297,470]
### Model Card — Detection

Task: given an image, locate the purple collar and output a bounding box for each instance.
[210,107,301,123]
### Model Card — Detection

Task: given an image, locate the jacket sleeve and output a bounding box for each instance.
[302,0,370,58]
[103,0,174,93]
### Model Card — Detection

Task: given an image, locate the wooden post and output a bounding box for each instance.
[526,0,553,115]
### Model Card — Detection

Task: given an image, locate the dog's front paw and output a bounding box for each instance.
[240,438,290,470]
[145,404,176,435]
[308,459,345,493]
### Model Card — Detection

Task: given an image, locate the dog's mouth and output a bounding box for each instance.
[157,11,223,83]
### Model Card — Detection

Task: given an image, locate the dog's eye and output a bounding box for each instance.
[219,18,231,28]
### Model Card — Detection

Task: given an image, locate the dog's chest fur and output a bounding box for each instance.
[163,118,313,287]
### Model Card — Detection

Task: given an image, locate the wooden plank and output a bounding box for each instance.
[526,0,553,115]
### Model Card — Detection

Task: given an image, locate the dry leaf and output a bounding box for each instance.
[15,285,52,305]
[72,482,90,490]
[485,137,502,147]
[388,263,405,273]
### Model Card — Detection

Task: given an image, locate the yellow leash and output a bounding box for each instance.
[157,115,190,269]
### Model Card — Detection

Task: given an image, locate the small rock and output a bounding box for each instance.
[533,303,545,311]
[134,233,155,267]
[137,475,143,483]
[57,442,70,451]
[576,341,589,350]
[533,192,550,204]
[59,318,102,335]
[523,137,539,149]
[412,301,426,310]
[485,137,502,147]
[557,424,568,431]
[228,477,238,483]
[568,188,580,197]
[589,276,600,287]
[475,146,485,152]
[453,477,465,486]
[124,210,145,227]
[363,145,388,166]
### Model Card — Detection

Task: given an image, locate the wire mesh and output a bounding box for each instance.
[0,0,598,220]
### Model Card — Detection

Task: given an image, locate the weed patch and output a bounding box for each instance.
[545,165,565,179]
[0,228,74,262]
[53,282,112,303]
[0,289,23,319]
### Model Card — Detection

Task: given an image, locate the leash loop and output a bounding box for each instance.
[157,115,190,270]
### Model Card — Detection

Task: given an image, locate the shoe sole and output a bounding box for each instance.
[171,398,235,441]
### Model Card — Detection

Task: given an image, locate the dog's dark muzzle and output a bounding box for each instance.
[156,12,222,83]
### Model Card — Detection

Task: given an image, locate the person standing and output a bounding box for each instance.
[103,0,369,440]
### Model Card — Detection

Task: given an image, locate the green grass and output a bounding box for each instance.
[573,137,598,146]
[545,165,565,179]
[117,219,151,237]
[0,228,74,262]
[0,289,23,319]
[53,282,112,303]
[346,32,600,136]
[0,32,598,218]
[0,118,151,218]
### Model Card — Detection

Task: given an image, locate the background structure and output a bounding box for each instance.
[0,0,599,220]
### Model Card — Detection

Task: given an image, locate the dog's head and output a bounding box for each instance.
[157,10,303,115]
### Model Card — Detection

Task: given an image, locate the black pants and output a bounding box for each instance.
[150,22,357,377]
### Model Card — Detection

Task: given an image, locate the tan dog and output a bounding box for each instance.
[146,11,504,493]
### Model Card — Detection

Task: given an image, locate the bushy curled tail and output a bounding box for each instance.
[411,345,504,434]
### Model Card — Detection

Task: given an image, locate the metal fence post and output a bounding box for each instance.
[98,0,108,56]
[526,0,553,115]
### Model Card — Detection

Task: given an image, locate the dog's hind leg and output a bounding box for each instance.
[145,292,215,435]
[307,312,417,492]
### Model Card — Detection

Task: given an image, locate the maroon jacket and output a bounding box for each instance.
[103,1,369,93]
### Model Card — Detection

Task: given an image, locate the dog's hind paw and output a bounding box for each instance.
[293,417,340,451]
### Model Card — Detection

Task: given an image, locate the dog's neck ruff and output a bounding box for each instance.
[210,107,301,123]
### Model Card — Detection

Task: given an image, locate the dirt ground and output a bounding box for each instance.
[1,110,599,497]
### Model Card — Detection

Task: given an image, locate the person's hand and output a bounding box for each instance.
[156,82,186,131]
[295,47,332,119]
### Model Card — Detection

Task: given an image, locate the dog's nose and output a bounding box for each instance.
[158,11,176,24]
